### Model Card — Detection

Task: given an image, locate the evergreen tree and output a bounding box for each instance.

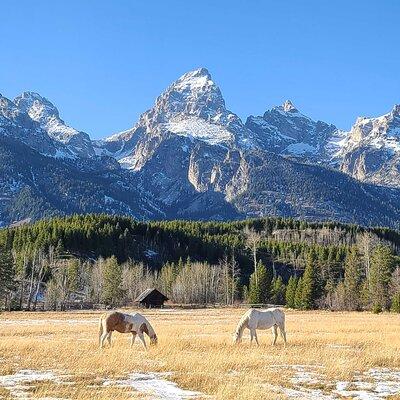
[301,250,322,309]
[270,275,285,305]
[0,245,14,310]
[369,245,394,312]
[294,277,303,309]
[248,261,271,304]
[285,276,298,308]
[391,292,400,313]
[343,246,363,310]
[101,256,123,306]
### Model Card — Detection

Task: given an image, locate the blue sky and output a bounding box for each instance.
[1,0,399,138]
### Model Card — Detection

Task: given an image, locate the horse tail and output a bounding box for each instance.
[235,309,251,339]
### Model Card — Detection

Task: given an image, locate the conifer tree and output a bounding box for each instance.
[294,277,303,309]
[285,276,298,308]
[0,245,14,310]
[270,275,285,305]
[343,246,362,310]
[369,245,394,312]
[248,261,271,304]
[301,250,322,309]
[391,292,400,313]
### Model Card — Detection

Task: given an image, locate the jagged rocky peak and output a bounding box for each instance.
[152,67,227,121]
[14,91,60,122]
[391,104,400,116]
[281,99,298,113]
[339,104,400,188]
[13,91,94,157]
[348,104,400,143]
[0,93,18,117]
[0,93,38,129]
[173,67,214,91]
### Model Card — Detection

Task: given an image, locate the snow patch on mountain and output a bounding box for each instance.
[285,142,317,155]
[165,116,234,146]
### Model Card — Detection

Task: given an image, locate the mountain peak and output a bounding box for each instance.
[282,100,297,112]
[173,68,214,92]
[14,91,59,119]
[391,104,400,116]
[145,67,227,121]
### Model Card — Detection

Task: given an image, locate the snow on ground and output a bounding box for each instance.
[104,372,203,399]
[268,365,400,399]
[0,369,203,400]
[0,369,67,399]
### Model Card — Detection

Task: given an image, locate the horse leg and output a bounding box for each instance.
[249,329,254,344]
[131,332,137,348]
[254,330,260,346]
[279,324,287,346]
[272,325,278,345]
[138,333,147,350]
[107,332,112,348]
[100,332,108,349]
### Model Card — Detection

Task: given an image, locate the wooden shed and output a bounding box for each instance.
[134,288,168,308]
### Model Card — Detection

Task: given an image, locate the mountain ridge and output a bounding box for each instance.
[1,68,399,227]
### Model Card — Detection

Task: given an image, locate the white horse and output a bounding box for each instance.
[233,308,287,346]
[99,311,157,349]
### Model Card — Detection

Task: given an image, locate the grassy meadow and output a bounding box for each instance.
[0,308,400,399]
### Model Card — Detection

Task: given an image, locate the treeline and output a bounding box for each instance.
[0,214,399,312]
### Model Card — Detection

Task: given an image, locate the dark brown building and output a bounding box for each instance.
[134,288,169,308]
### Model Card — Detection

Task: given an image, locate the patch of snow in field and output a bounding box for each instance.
[271,365,400,399]
[104,372,203,399]
[0,369,66,399]
[334,368,400,399]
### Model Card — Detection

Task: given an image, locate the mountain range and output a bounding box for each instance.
[1,68,399,227]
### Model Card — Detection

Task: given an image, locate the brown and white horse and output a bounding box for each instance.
[99,311,157,349]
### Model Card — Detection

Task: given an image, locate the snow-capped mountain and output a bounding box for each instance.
[101,68,255,171]
[0,93,58,156]
[245,100,346,164]
[1,68,400,227]
[339,105,400,188]
[14,92,95,158]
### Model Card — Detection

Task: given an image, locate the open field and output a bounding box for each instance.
[1,309,400,400]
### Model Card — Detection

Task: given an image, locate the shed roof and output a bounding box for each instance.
[134,288,168,302]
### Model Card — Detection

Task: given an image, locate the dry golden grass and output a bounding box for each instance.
[0,308,400,399]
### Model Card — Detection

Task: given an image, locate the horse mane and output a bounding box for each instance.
[235,309,251,338]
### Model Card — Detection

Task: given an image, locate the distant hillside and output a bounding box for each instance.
[1,214,399,276]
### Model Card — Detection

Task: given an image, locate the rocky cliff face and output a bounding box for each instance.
[245,100,346,165]
[14,92,96,158]
[339,105,400,188]
[1,68,400,227]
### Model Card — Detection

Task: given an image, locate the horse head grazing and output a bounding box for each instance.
[150,333,158,346]
[232,330,242,344]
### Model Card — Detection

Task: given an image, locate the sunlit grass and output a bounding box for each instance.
[0,309,400,399]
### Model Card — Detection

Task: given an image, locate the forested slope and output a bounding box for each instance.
[0,214,399,312]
